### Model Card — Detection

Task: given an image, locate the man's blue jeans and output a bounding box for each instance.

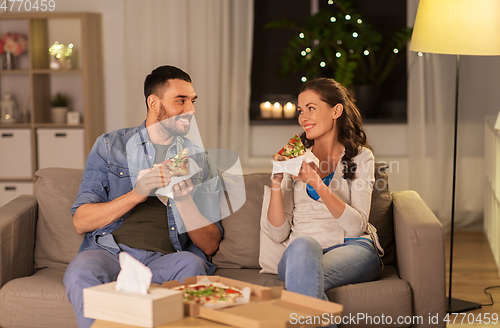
[63,244,208,328]
[278,236,380,300]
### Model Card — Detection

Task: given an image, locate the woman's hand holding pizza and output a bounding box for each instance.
[293,161,321,190]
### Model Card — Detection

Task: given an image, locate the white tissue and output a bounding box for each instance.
[271,149,320,176]
[114,252,152,295]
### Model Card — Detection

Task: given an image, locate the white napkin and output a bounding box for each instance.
[155,158,202,202]
[271,148,320,176]
[114,252,152,295]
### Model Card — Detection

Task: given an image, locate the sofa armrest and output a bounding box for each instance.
[0,195,38,288]
[392,190,446,328]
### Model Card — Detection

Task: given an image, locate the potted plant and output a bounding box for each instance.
[50,93,69,124]
[265,0,412,116]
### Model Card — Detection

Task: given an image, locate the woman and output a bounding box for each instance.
[267,78,383,300]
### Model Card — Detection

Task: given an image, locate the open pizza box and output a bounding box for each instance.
[162,275,343,328]
[83,281,184,327]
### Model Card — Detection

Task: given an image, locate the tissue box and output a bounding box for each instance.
[83,281,183,327]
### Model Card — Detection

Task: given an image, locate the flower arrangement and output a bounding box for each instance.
[0,33,29,56]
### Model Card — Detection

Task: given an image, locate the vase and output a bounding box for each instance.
[2,52,16,70]
[51,107,68,124]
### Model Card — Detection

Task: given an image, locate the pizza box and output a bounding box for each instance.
[162,276,343,328]
[84,281,184,327]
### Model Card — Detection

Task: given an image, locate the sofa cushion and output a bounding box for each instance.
[370,163,395,266]
[212,173,271,269]
[34,168,84,269]
[0,267,77,328]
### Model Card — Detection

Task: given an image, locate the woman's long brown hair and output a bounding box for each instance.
[299,78,371,180]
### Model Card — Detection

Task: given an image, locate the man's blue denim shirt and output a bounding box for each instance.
[71,121,223,274]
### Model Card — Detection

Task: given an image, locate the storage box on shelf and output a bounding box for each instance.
[0,13,104,206]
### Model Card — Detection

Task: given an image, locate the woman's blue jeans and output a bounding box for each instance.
[277,235,381,300]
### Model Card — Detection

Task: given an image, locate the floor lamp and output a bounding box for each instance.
[409,0,500,313]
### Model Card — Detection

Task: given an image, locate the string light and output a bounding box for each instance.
[306,47,311,53]
[301,77,307,82]
[299,33,305,39]
[357,19,363,24]
[337,40,342,45]
[393,48,399,54]
[336,52,342,58]
[349,49,354,54]
[330,17,336,23]
[345,15,351,20]
[301,51,307,56]
[328,0,334,4]
[320,61,326,67]
[352,32,358,38]
[364,50,370,56]
[418,52,423,57]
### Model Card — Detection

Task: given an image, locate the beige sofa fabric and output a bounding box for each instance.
[34,168,84,269]
[212,173,271,269]
[0,195,38,288]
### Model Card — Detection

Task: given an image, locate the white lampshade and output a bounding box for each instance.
[410,0,500,55]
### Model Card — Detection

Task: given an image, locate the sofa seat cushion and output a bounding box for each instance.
[217,266,411,328]
[0,267,77,328]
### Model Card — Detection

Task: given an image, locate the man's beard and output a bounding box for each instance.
[157,103,192,137]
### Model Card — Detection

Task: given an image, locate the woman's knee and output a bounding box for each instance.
[287,235,322,256]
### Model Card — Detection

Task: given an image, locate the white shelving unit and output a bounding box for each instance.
[0,13,104,207]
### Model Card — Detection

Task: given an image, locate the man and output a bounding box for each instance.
[63,66,223,328]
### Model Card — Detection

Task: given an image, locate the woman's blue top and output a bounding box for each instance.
[306,171,335,201]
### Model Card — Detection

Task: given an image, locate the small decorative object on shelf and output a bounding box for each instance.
[283,102,296,119]
[0,33,29,70]
[1,93,18,123]
[271,102,283,119]
[49,41,74,70]
[260,101,272,118]
[66,111,80,125]
[50,93,69,124]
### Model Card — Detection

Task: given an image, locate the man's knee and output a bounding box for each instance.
[63,250,119,289]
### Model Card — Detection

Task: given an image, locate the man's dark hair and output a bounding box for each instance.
[144,65,192,110]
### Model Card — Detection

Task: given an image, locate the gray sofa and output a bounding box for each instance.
[0,166,446,328]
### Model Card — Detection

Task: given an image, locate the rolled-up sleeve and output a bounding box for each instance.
[71,135,109,216]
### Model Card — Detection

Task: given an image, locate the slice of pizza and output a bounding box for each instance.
[154,148,189,176]
[273,134,306,161]
[172,283,243,305]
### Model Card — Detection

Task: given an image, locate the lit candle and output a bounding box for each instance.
[272,102,282,118]
[284,102,296,118]
[260,101,272,118]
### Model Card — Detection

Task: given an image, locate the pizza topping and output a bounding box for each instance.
[172,283,244,305]
[153,148,189,176]
[273,134,306,161]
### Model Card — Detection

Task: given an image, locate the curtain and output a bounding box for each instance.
[122,0,253,154]
[407,0,500,231]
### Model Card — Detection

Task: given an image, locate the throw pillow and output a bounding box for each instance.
[258,185,287,274]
